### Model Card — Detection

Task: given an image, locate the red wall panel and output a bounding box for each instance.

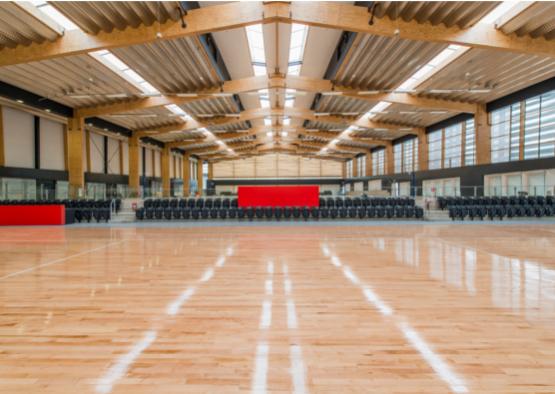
[238,186,319,207]
[0,205,66,226]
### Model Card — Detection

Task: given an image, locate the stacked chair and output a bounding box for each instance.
[437,195,555,221]
[137,196,424,222]
[0,199,119,223]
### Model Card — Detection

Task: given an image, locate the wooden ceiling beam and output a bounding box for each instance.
[2,2,552,71]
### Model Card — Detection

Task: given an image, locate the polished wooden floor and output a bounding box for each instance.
[1,224,555,393]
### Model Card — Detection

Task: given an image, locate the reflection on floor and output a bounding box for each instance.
[0,224,554,393]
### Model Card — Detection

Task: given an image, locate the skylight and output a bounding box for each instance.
[32,1,78,31]
[480,2,520,24]
[287,24,309,76]
[245,24,268,109]
[90,50,160,95]
[165,104,193,122]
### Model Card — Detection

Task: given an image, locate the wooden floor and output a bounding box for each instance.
[1,224,555,393]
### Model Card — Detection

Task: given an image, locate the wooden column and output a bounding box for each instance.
[352,156,358,178]
[118,140,124,174]
[475,104,491,165]
[182,153,190,196]
[365,152,372,176]
[0,106,5,167]
[128,134,140,195]
[161,145,171,197]
[62,124,69,170]
[418,130,428,171]
[85,129,91,173]
[342,161,347,178]
[385,142,394,175]
[197,159,204,194]
[208,162,213,180]
[67,117,85,198]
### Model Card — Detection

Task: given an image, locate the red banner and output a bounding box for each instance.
[238,186,319,207]
[0,205,66,226]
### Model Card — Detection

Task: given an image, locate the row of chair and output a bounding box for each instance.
[67,208,111,223]
[144,198,238,210]
[448,204,555,221]
[438,195,554,210]
[319,196,415,208]
[0,199,121,212]
[136,205,424,221]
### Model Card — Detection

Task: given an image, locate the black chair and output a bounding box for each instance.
[205,199,213,209]
[415,206,424,219]
[339,207,348,218]
[311,207,320,220]
[196,198,205,208]
[395,206,405,218]
[264,207,274,219]
[335,197,344,208]
[219,208,228,219]
[163,208,172,220]
[330,207,338,219]
[155,208,163,220]
[213,198,222,209]
[301,206,310,221]
[191,208,200,220]
[357,207,366,219]
[255,207,264,219]
[319,198,326,208]
[231,198,238,208]
[222,198,231,208]
[246,207,255,221]
[172,208,181,220]
[385,206,394,219]
[326,197,335,208]
[228,208,237,219]
[187,198,196,208]
[182,208,191,219]
[169,199,178,209]
[292,207,301,219]
[348,207,357,218]
[320,208,330,219]
[237,207,245,220]
[135,208,145,220]
[274,207,283,220]
[210,209,218,219]
[201,208,210,219]
[178,199,187,208]
[284,207,292,219]
[145,208,154,220]
[367,207,376,218]
[376,206,385,218]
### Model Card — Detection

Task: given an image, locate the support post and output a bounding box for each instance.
[67,117,85,198]
[128,134,140,196]
[197,159,204,194]
[475,104,491,165]
[182,153,190,196]
[161,145,171,197]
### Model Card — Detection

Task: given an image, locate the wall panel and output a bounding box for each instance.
[122,141,129,175]
[2,106,34,168]
[39,117,64,170]
[107,137,120,175]
[89,132,104,173]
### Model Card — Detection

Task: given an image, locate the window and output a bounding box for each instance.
[394,138,419,174]
[428,119,474,169]
[465,119,476,166]
[428,130,442,170]
[372,149,385,176]
[357,155,366,177]
[287,24,308,76]
[346,160,353,178]
[443,123,462,168]
[491,103,520,163]
[524,91,555,159]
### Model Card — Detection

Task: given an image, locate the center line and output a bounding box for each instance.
[260,300,272,329]
[290,344,308,394]
[265,279,273,295]
[251,342,269,394]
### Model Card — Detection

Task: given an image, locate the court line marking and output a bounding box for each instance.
[0,239,127,281]
[251,342,269,394]
[322,244,468,394]
[290,344,308,394]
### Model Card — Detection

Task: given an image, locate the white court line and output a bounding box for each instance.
[289,344,308,394]
[286,299,298,329]
[322,243,468,394]
[400,323,468,393]
[284,278,292,295]
[251,342,269,394]
[199,267,214,282]
[97,253,226,394]
[260,300,272,329]
[96,330,157,394]
[0,239,126,281]
[265,279,273,295]
[267,261,274,275]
